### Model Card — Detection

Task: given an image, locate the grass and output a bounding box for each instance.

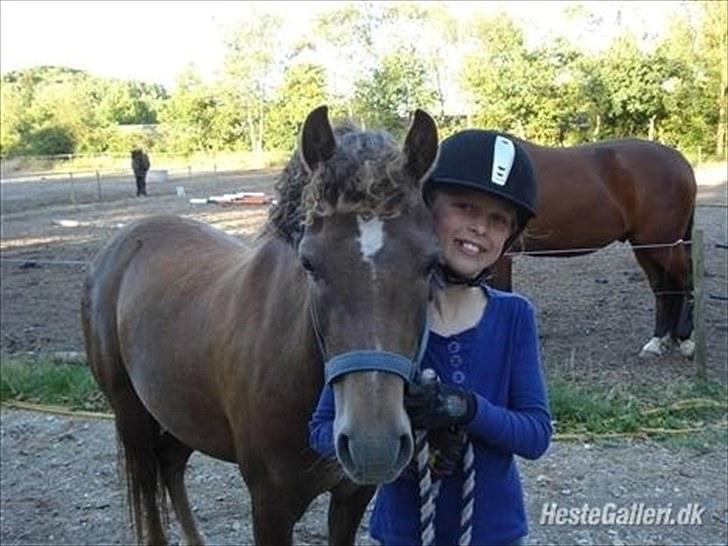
[549,376,728,440]
[0,356,108,412]
[1,355,726,448]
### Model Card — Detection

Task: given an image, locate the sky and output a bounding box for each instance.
[0,1,692,90]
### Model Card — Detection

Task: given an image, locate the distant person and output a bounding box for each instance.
[131,148,150,197]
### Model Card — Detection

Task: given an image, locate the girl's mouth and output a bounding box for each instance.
[455,238,486,256]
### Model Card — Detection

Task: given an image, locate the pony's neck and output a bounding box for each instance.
[428,284,487,337]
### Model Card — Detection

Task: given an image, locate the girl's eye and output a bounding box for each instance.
[491,214,508,226]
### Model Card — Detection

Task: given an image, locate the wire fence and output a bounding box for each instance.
[0,151,288,182]
[1,230,726,387]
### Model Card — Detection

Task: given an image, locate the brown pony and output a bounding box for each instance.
[81,106,439,545]
[491,137,696,358]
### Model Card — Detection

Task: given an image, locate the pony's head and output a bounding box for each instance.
[273,105,438,483]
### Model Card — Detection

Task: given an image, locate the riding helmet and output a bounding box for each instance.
[423,129,538,241]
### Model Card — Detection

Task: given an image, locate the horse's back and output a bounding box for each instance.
[520,139,695,249]
[83,215,247,460]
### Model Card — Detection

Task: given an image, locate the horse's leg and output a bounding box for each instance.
[248,483,310,546]
[632,248,675,358]
[157,434,206,545]
[328,483,376,545]
[664,241,695,357]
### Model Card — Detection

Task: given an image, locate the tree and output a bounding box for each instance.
[266,63,328,151]
[698,0,727,157]
[353,46,438,136]
[598,33,682,140]
[98,80,167,126]
[158,68,218,154]
[312,1,385,117]
[460,13,530,134]
[222,12,284,152]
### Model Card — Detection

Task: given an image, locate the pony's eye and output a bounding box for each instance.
[300,257,321,280]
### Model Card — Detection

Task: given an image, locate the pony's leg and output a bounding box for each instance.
[328,483,376,545]
[157,434,206,546]
[632,249,676,358]
[248,484,308,546]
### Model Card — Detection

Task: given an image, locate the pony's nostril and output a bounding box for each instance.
[336,433,354,468]
[394,432,414,470]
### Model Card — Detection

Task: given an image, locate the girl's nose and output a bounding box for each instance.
[469,223,486,235]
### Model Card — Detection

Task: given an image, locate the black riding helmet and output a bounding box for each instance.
[423,129,539,285]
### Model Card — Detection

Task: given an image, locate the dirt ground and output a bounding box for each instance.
[1,166,727,545]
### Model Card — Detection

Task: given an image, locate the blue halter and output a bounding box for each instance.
[324,324,430,384]
[308,289,430,384]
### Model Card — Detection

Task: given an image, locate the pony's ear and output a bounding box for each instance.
[402,109,438,183]
[300,105,336,173]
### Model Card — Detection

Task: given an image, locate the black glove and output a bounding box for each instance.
[399,426,467,482]
[427,426,467,479]
[405,379,476,430]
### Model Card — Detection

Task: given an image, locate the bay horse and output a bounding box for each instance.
[81,106,439,544]
[491,137,696,358]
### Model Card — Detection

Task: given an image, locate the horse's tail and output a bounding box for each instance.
[81,231,168,544]
[114,375,168,544]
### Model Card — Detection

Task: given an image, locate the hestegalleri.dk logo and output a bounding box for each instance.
[540,502,705,526]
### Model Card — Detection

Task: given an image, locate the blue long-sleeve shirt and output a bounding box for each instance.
[309,287,552,546]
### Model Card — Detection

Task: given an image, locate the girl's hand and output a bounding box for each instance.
[398,426,467,481]
[405,380,476,430]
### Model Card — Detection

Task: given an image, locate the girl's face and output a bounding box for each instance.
[430,188,515,279]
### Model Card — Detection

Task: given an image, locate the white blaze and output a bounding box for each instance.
[357,216,385,265]
[357,215,385,350]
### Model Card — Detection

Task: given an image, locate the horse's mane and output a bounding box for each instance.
[266,120,417,245]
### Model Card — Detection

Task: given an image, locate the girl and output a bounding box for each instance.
[309,129,553,546]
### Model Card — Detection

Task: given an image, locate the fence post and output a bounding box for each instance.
[692,228,706,378]
[95,170,102,201]
[69,172,77,209]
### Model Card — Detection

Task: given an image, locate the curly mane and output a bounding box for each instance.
[266,120,419,245]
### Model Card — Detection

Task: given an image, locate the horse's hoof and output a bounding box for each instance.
[679,338,695,359]
[639,335,673,358]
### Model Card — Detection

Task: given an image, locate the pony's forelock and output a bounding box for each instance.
[267,122,421,243]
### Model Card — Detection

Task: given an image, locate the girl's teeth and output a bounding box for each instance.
[461,241,480,254]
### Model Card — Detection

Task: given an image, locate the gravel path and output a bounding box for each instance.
[1,408,726,545]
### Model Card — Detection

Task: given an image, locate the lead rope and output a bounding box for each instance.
[416,432,475,546]
[414,361,476,546]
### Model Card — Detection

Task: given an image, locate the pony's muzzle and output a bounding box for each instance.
[335,425,413,485]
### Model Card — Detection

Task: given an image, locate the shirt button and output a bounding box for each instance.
[452,370,466,384]
[447,341,460,354]
[449,354,463,367]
